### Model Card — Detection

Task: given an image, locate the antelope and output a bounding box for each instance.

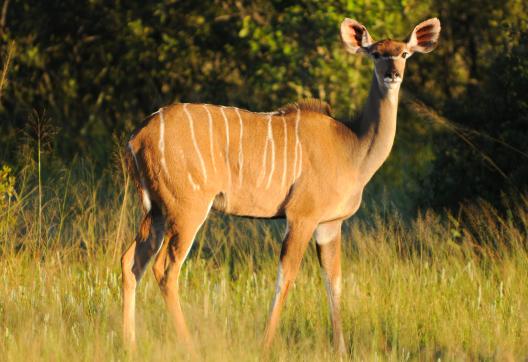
[121,17,441,353]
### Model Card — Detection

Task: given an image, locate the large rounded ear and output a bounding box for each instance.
[340,18,373,54]
[407,18,441,53]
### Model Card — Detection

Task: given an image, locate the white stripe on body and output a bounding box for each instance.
[149,109,160,117]
[265,115,276,189]
[202,104,218,174]
[220,106,232,188]
[280,116,288,189]
[183,103,208,184]
[292,108,303,181]
[256,117,270,187]
[158,108,169,176]
[235,108,244,187]
[257,115,276,188]
[187,173,200,191]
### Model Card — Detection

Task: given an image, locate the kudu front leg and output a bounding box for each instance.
[263,219,317,349]
[315,220,346,354]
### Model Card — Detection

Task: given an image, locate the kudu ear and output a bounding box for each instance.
[340,18,373,54]
[407,18,441,53]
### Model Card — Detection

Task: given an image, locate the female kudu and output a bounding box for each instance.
[121,17,441,353]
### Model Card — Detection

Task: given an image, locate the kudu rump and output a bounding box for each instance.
[121,17,441,352]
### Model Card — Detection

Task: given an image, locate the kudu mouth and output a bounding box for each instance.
[383,67,402,86]
[374,66,403,90]
[380,74,402,90]
[383,77,402,85]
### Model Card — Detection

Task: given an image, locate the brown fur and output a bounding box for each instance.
[372,39,405,56]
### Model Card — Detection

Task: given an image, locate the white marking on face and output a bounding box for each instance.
[187,173,200,191]
[292,108,303,182]
[383,76,402,91]
[158,108,169,176]
[280,116,288,189]
[202,104,217,174]
[382,78,402,100]
[235,108,244,187]
[381,53,413,60]
[265,116,276,189]
[183,104,208,184]
[220,106,232,188]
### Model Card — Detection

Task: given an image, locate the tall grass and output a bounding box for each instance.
[0,153,527,361]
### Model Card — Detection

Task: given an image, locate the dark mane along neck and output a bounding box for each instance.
[276,98,333,117]
[276,98,367,135]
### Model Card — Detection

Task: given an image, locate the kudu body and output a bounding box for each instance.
[121,17,441,353]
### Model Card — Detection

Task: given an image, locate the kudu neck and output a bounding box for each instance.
[356,74,401,184]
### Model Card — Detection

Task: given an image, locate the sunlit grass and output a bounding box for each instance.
[1,161,527,361]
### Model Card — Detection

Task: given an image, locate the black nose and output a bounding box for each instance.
[385,69,400,79]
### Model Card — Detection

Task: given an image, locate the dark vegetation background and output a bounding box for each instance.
[0,0,527,216]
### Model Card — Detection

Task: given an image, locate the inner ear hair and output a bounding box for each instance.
[340,18,373,54]
[408,18,441,53]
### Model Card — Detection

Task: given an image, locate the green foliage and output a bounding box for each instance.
[426,30,528,208]
[0,164,16,236]
[0,0,527,212]
[0,164,15,202]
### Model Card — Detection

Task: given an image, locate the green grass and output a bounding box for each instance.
[1,161,527,361]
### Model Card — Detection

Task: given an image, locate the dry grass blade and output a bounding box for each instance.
[1,158,528,360]
[0,40,15,102]
[407,98,514,181]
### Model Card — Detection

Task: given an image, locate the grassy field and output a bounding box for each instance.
[1,162,527,361]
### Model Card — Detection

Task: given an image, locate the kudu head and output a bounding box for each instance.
[340,18,441,91]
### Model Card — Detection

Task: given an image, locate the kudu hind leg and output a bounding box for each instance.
[152,201,212,348]
[121,210,164,347]
[263,219,317,349]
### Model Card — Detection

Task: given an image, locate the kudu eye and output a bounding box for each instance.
[372,52,380,59]
[402,52,408,59]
